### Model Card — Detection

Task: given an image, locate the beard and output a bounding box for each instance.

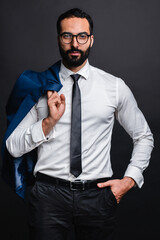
[58,44,91,67]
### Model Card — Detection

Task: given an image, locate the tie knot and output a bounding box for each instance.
[71,74,81,82]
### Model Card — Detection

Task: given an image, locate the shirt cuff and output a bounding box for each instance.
[31,119,55,143]
[124,165,144,188]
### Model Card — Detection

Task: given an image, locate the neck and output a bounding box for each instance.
[62,59,87,72]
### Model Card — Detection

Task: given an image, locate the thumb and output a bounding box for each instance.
[97,180,112,188]
[60,94,65,104]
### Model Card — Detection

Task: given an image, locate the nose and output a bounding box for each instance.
[71,35,79,48]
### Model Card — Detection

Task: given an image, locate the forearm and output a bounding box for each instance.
[124,133,154,187]
[42,117,57,136]
[6,120,47,157]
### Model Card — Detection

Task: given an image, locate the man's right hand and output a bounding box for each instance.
[42,91,66,136]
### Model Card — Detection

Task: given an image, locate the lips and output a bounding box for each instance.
[69,51,81,56]
[67,48,82,56]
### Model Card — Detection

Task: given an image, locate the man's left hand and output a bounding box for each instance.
[97,177,135,204]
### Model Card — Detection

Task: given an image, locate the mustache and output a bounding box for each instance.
[66,47,83,54]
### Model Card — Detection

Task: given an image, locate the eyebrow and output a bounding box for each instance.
[60,31,89,35]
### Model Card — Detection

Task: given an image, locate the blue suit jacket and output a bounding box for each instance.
[1,61,63,199]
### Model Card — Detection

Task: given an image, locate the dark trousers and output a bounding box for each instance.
[28,178,118,240]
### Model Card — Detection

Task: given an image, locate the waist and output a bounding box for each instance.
[36,172,111,191]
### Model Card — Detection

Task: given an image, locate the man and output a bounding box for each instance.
[6,8,153,240]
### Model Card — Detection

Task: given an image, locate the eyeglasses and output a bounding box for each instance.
[59,32,91,45]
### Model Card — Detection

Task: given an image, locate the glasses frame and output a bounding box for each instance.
[59,32,92,45]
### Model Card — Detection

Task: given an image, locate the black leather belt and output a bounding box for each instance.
[36,172,110,191]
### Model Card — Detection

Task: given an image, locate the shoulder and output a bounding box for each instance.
[89,64,125,86]
[14,68,57,94]
[17,69,48,85]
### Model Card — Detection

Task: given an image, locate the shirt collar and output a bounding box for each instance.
[60,60,90,81]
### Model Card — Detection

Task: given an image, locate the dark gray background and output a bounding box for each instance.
[0,0,160,239]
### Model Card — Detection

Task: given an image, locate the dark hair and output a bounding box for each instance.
[56,8,93,35]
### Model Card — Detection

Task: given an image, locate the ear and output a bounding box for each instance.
[90,35,94,47]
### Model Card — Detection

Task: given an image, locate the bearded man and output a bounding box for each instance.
[5,8,153,240]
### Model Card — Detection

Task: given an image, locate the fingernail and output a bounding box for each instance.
[97,183,102,187]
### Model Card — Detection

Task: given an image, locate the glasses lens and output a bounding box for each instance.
[77,33,88,44]
[60,33,90,44]
[61,33,72,43]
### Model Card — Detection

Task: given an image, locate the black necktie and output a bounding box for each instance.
[70,74,82,177]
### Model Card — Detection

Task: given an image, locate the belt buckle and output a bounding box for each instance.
[70,180,86,191]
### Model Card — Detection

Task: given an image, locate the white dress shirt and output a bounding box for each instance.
[6,60,154,187]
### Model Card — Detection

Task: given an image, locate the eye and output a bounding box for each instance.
[78,33,87,39]
[63,33,72,39]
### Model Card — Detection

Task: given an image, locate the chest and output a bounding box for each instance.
[36,78,117,124]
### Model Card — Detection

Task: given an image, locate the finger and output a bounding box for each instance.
[47,91,54,99]
[48,92,61,104]
[97,180,112,188]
